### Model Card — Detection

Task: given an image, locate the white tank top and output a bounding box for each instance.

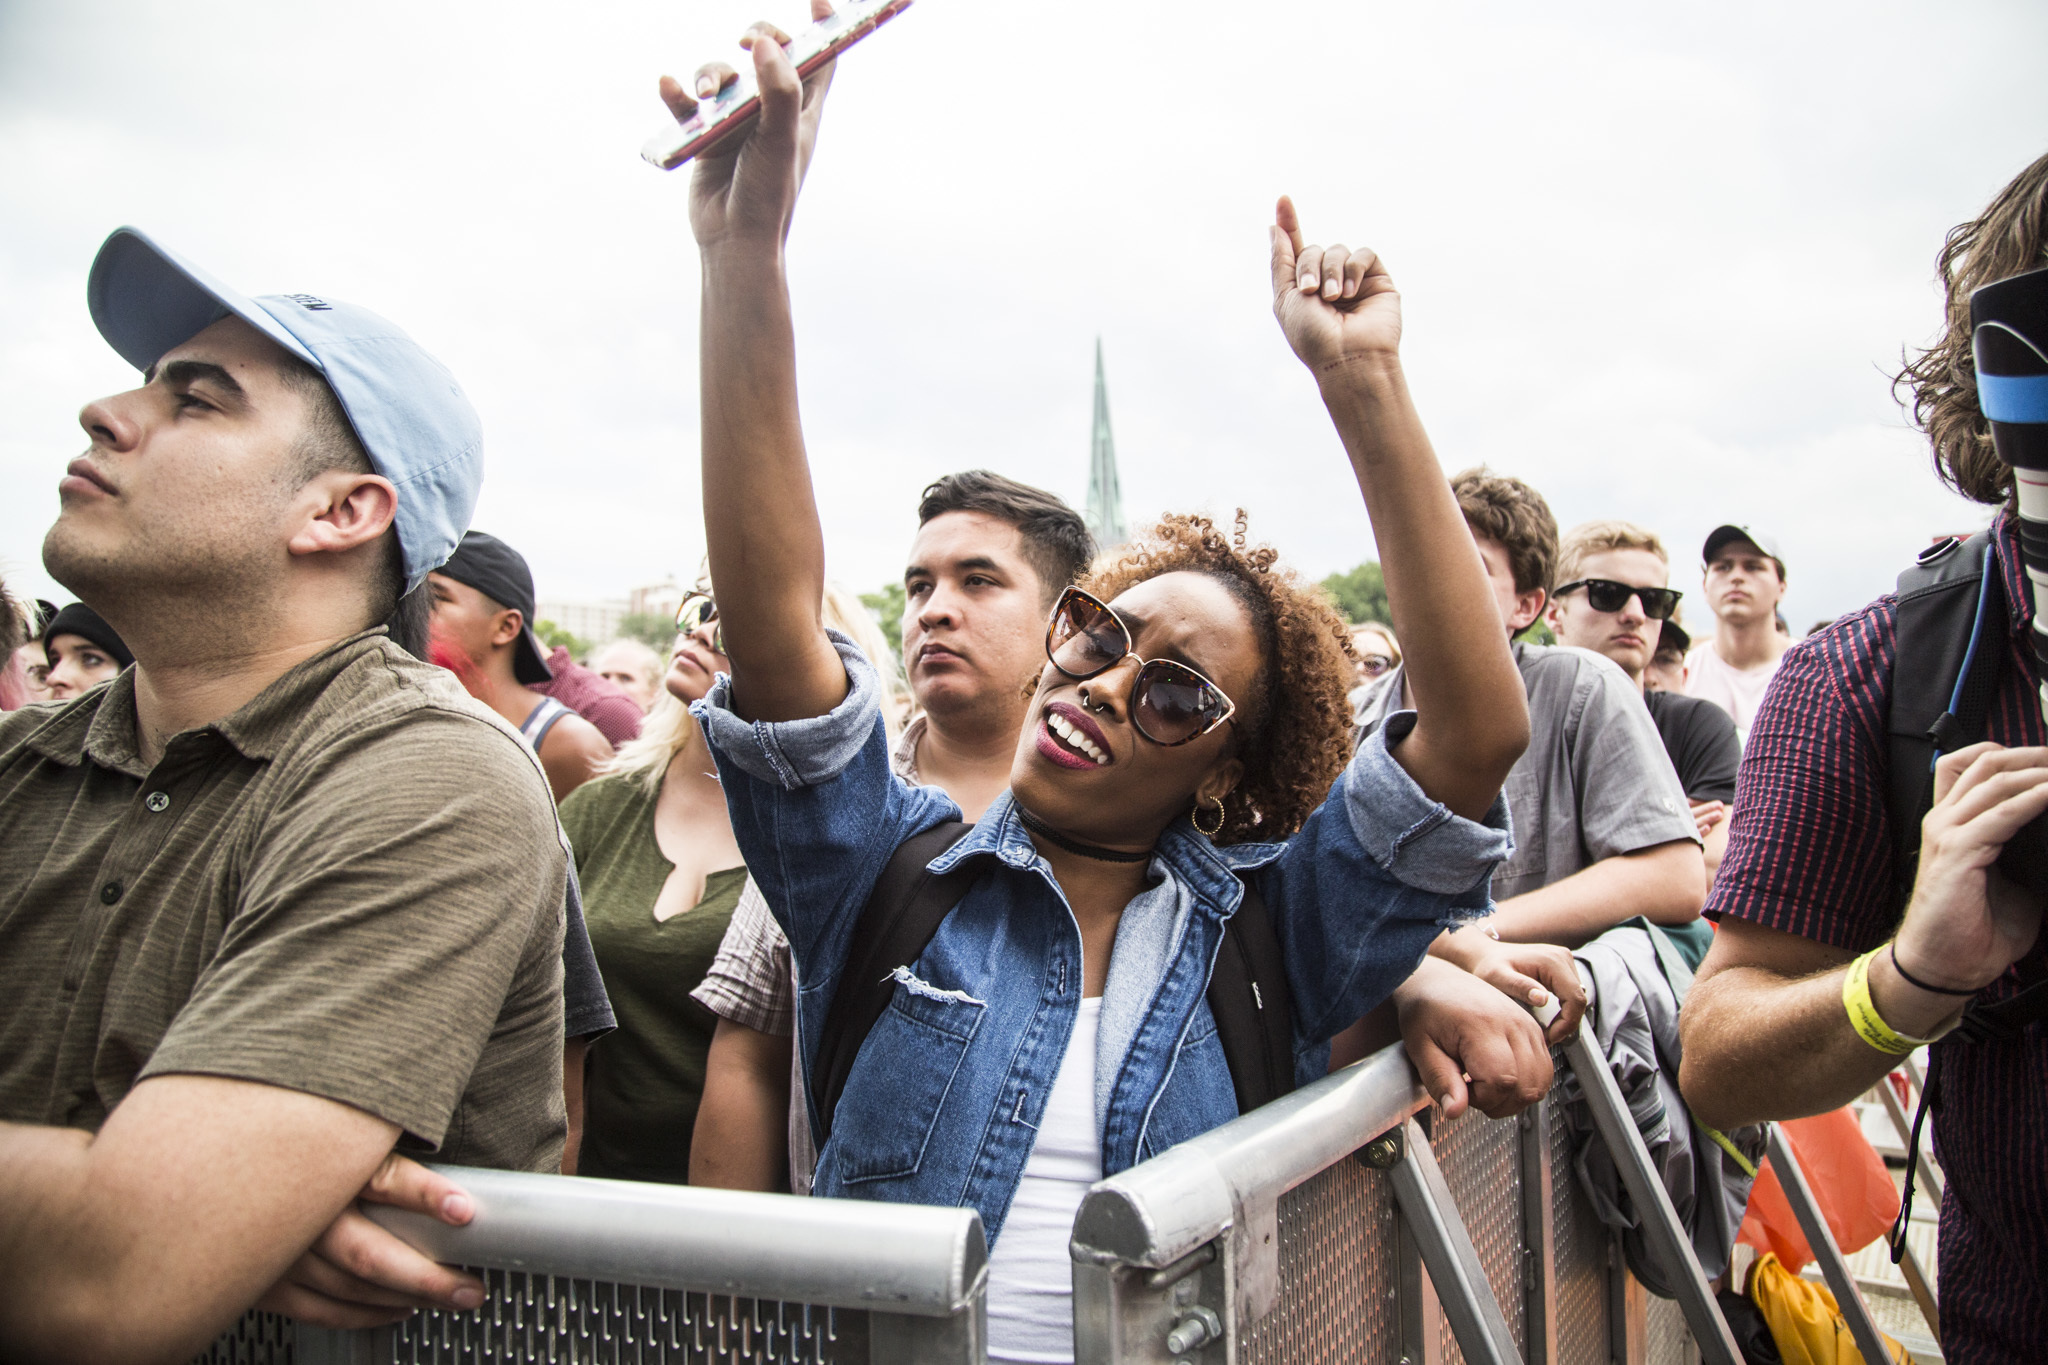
[985,997,1103,1364]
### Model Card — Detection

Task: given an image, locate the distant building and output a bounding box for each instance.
[1085,338,1127,550]
[535,578,686,645]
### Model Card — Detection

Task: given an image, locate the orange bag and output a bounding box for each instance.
[1746,1252,1908,1364]
[1738,1108,1899,1272]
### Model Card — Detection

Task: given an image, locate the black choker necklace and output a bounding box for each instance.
[1017,806,1154,863]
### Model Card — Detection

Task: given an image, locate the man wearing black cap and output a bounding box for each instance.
[429,531,613,802]
[38,602,133,701]
[1684,524,1790,739]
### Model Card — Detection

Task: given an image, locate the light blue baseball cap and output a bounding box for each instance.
[85,227,482,592]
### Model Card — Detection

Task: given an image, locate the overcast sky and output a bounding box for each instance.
[3,0,2044,635]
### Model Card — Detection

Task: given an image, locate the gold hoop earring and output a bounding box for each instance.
[1192,801,1224,838]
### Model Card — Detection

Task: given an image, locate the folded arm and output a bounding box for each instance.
[0,1077,408,1365]
[1268,199,1527,820]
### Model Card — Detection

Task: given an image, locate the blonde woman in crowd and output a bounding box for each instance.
[558,580,898,1181]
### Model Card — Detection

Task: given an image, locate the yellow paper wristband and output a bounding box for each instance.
[1843,946,1937,1056]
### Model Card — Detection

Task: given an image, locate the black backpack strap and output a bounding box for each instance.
[1887,533,2004,897]
[1205,878,1298,1115]
[814,821,982,1144]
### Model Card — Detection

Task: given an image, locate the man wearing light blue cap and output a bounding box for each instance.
[0,230,571,1361]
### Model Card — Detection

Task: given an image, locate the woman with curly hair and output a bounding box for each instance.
[664,16,1544,1360]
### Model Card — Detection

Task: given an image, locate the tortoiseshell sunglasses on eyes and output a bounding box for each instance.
[675,592,724,653]
[1044,586,1237,747]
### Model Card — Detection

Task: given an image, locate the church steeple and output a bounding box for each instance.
[1085,338,1127,550]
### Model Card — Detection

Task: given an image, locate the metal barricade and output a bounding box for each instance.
[201,1167,987,1365]
[1067,1041,1637,1365]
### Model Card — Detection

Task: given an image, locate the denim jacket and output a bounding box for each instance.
[695,635,1510,1243]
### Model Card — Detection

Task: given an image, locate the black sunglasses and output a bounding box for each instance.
[1553,578,1682,620]
[1045,587,1237,747]
[674,592,725,653]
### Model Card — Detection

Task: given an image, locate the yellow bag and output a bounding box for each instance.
[1746,1252,1908,1364]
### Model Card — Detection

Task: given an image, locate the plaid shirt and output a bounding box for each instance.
[1708,512,2048,1361]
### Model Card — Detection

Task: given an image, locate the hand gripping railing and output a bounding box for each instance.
[1068,1041,1533,1365]
[290,1166,988,1365]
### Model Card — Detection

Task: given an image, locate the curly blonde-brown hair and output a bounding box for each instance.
[1081,511,1358,845]
[1894,150,2048,507]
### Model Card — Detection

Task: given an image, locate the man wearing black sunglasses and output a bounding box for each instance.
[1356,471,1705,978]
[1547,522,1741,895]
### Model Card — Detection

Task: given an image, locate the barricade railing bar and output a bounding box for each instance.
[284,1168,988,1365]
[1763,1128,1898,1365]
[197,1028,1924,1365]
[1557,1023,1743,1365]
[1868,1062,1942,1337]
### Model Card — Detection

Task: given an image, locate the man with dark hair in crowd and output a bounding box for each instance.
[38,601,133,701]
[1642,618,1690,694]
[1356,469,1705,989]
[1548,520,1741,887]
[1684,524,1791,739]
[0,230,570,1362]
[1684,151,2048,1361]
[428,529,615,802]
[689,468,1097,1193]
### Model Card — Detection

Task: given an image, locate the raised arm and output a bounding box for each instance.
[671,1,847,722]
[1268,198,1527,819]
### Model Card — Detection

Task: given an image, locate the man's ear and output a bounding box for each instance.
[1510,588,1548,634]
[491,609,525,649]
[285,472,398,559]
[1544,593,1568,633]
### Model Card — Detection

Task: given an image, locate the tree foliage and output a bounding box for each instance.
[615,611,678,650]
[1319,561,1389,625]
[532,619,592,660]
[861,582,906,660]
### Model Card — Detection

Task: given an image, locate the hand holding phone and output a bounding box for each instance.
[644,0,914,171]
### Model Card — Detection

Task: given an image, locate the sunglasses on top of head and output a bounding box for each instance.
[1553,579,1682,620]
[674,592,725,654]
[1045,587,1237,747]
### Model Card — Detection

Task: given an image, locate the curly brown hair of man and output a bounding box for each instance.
[1081,511,1358,845]
[1894,149,2048,507]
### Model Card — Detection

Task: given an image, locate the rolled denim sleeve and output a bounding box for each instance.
[690,632,881,790]
[1343,710,1514,894]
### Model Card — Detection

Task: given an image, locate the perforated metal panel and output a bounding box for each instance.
[1430,1109,1527,1363]
[389,1272,865,1364]
[1233,1156,1400,1365]
[1644,1293,1694,1365]
[1549,1092,1611,1365]
[196,1311,294,1365]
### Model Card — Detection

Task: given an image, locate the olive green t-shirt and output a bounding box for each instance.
[0,632,569,1171]
[558,774,744,1184]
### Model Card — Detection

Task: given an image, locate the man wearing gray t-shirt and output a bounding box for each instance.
[1355,469,1703,1000]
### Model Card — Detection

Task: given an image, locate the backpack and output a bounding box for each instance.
[810,821,1297,1146]
[1884,533,2048,1044]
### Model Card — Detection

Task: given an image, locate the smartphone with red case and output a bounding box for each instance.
[641,0,915,170]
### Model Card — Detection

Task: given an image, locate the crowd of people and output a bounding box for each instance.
[0,10,2042,1364]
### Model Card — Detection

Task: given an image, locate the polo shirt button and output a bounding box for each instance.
[144,792,170,813]
[100,882,123,904]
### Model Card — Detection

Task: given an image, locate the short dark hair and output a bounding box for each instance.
[917,470,1094,605]
[275,354,406,622]
[1450,467,1559,596]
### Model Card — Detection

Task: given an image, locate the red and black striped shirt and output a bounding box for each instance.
[1708,511,2047,1362]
